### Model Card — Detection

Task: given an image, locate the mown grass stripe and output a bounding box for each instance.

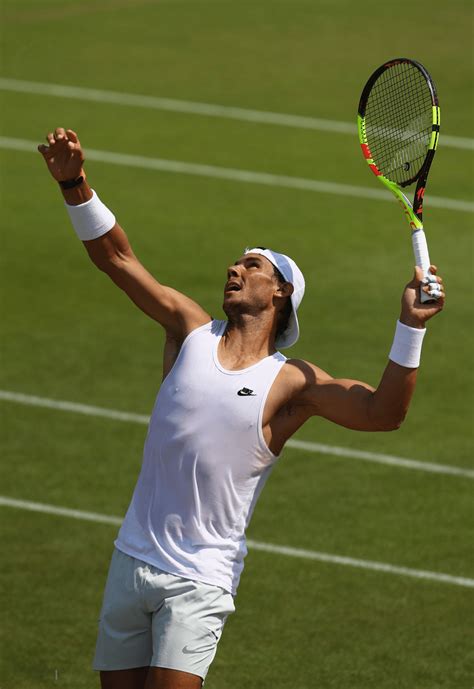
[1,137,473,213]
[1,495,472,588]
[0,390,150,424]
[0,77,472,151]
[1,390,473,478]
[287,439,474,478]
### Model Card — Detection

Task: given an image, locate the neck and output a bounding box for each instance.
[219,312,277,370]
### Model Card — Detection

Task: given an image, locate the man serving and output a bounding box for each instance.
[39,128,445,689]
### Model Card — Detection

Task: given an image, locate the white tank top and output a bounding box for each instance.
[115,320,287,594]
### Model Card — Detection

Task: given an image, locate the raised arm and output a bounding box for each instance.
[38,127,210,342]
[291,267,445,432]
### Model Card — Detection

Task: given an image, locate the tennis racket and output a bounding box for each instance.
[357,58,440,302]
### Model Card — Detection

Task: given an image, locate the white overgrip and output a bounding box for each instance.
[411,227,431,274]
[411,227,433,303]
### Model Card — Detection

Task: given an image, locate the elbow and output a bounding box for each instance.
[383,419,402,432]
[377,411,407,432]
[368,393,408,432]
[369,406,408,432]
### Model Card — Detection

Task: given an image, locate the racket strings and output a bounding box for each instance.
[365,63,433,184]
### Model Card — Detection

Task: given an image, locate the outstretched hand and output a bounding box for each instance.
[38,127,85,182]
[400,265,445,328]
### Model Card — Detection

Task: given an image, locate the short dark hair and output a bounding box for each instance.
[272,264,292,340]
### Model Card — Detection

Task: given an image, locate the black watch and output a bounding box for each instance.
[59,175,85,190]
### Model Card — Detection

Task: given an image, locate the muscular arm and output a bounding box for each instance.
[39,128,210,342]
[293,359,417,432]
[290,267,445,432]
[82,212,210,340]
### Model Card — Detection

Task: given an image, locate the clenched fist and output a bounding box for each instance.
[400,265,445,328]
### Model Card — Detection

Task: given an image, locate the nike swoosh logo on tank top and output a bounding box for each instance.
[237,387,256,396]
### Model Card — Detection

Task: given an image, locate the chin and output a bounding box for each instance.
[222,295,243,317]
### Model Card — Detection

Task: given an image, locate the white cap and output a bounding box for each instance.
[244,247,305,349]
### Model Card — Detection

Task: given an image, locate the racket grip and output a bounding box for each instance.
[411,228,433,303]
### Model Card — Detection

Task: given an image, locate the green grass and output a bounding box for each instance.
[1,1,473,687]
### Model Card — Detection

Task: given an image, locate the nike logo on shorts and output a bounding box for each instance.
[182,631,219,654]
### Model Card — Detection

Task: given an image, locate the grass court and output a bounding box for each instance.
[0,1,473,687]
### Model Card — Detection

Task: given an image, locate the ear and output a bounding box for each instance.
[276,282,294,298]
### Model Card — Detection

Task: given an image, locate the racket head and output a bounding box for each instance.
[358,58,440,188]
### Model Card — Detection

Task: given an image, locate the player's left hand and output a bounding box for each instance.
[38,127,85,182]
[399,265,445,328]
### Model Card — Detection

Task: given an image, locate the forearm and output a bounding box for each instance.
[59,183,166,318]
[59,177,129,268]
[365,317,427,428]
[60,180,209,333]
[367,360,417,430]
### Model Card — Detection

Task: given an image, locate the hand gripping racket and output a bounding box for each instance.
[357,58,440,302]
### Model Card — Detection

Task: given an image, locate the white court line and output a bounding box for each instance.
[0,77,472,152]
[1,390,473,479]
[1,136,473,214]
[1,495,472,588]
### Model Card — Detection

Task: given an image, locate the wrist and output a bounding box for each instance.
[399,313,425,330]
[58,173,86,190]
[60,175,93,206]
[64,189,116,241]
[389,320,426,368]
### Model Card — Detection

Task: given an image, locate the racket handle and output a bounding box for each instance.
[411,228,433,303]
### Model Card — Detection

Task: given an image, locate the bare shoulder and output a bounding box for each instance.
[162,315,213,380]
[263,358,333,452]
[280,358,333,396]
[265,357,332,416]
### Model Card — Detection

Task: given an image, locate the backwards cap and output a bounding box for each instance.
[244,247,305,349]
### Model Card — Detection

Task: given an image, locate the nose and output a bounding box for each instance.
[227,264,241,279]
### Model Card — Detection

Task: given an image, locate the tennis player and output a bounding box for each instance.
[39,128,445,689]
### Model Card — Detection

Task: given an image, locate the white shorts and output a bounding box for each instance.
[93,548,235,681]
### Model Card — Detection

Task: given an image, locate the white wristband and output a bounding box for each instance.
[65,190,116,241]
[389,320,426,368]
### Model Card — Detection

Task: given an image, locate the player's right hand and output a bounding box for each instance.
[38,128,85,182]
[399,265,445,328]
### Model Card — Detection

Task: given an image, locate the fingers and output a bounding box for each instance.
[422,285,444,299]
[409,265,446,303]
[39,127,80,155]
[37,143,51,157]
[413,266,444,286]
[66,129,79,143]
[45,130,66,147]
[413,266,424,283]
[421,274,445,300]
[54,127,67,140]
[38,141,56,159]
[42,127,77,146]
